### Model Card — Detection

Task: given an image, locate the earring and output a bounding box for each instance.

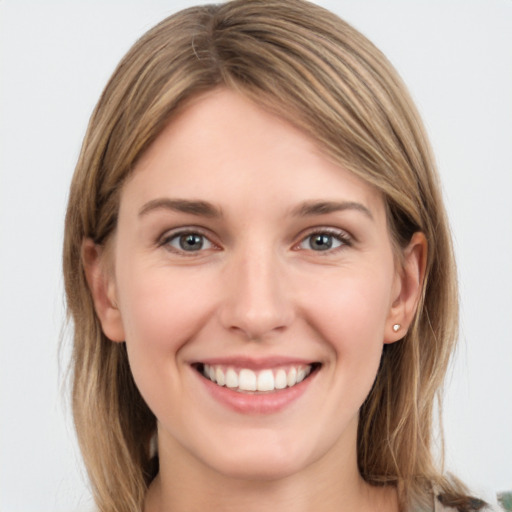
[393,324,401,332]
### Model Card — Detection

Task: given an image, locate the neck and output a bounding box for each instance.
[146,469,397,512]
[144,421,398,512]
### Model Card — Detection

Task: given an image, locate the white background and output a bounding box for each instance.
[1,1,511,511]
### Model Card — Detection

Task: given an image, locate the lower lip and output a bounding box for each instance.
[196,369,317,414]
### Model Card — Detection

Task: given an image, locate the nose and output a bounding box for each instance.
[219,246,294,340]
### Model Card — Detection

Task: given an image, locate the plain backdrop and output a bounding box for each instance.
[1,1,511,511]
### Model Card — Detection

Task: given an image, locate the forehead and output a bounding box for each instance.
[122,88,386,224]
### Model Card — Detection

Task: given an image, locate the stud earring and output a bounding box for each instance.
[393,324,401,332]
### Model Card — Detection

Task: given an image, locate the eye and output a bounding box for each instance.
[163,231,215,253]
[298,230,350,252]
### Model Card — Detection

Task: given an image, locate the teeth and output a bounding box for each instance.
[239,369,257,391]
[215,367,226,386]
[275,369,287,389]
[257,369,274,392]
[202,364,314,392]
[225,368,238,388]
[287,367,297,387]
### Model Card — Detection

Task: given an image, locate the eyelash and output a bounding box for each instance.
[159,228,217,256]
[295,228,352,254]
[159,227,352,255]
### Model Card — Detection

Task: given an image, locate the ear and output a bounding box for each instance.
[82,238,125,342]
[385,232,427,344]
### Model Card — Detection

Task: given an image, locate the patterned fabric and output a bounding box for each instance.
[410,493,506,512]
[498,492,512,512]
[432,495,506,512]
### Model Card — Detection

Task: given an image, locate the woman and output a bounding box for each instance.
[63,1,500,511]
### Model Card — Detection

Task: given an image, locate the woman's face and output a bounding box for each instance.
[98,89,412,481]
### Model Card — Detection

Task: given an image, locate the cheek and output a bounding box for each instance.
[117,262,213,344]
[301,267,393,348]
[298,266,393,401]
[114,264,218,395]
[316,285,387,384]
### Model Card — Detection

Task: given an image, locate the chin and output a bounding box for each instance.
[197,435,320,482]
[210,455,307,482]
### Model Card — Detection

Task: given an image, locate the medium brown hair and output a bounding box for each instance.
[63,1,474,511]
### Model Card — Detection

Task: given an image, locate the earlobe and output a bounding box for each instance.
[82,238,125,342]
[385,232,427,344]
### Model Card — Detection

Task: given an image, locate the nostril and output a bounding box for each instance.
[218,264,295,339]
[223,308,295,341]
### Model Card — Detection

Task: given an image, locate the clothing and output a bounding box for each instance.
[409,491,505,512]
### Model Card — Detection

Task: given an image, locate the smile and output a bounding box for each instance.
[196,363,320,393]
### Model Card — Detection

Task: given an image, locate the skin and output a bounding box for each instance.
[84,88,426,512]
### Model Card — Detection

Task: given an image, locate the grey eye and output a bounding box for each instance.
[167,233,213,252]
[299,233,344,251]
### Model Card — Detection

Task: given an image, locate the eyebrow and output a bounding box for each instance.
[138,198,373,221]
[291,200,374,220]
[138,198,223,218]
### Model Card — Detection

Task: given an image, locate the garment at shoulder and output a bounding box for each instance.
[433,496,505,512]
[409,493,505,512]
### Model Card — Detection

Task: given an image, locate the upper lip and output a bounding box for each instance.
[190,356,319,370]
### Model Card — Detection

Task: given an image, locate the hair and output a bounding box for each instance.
[63,1,481,511]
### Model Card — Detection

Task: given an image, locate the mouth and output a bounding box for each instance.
[193,362,321,393]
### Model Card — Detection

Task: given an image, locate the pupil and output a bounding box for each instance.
[311,234,332,250]
[180,234,203,251]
